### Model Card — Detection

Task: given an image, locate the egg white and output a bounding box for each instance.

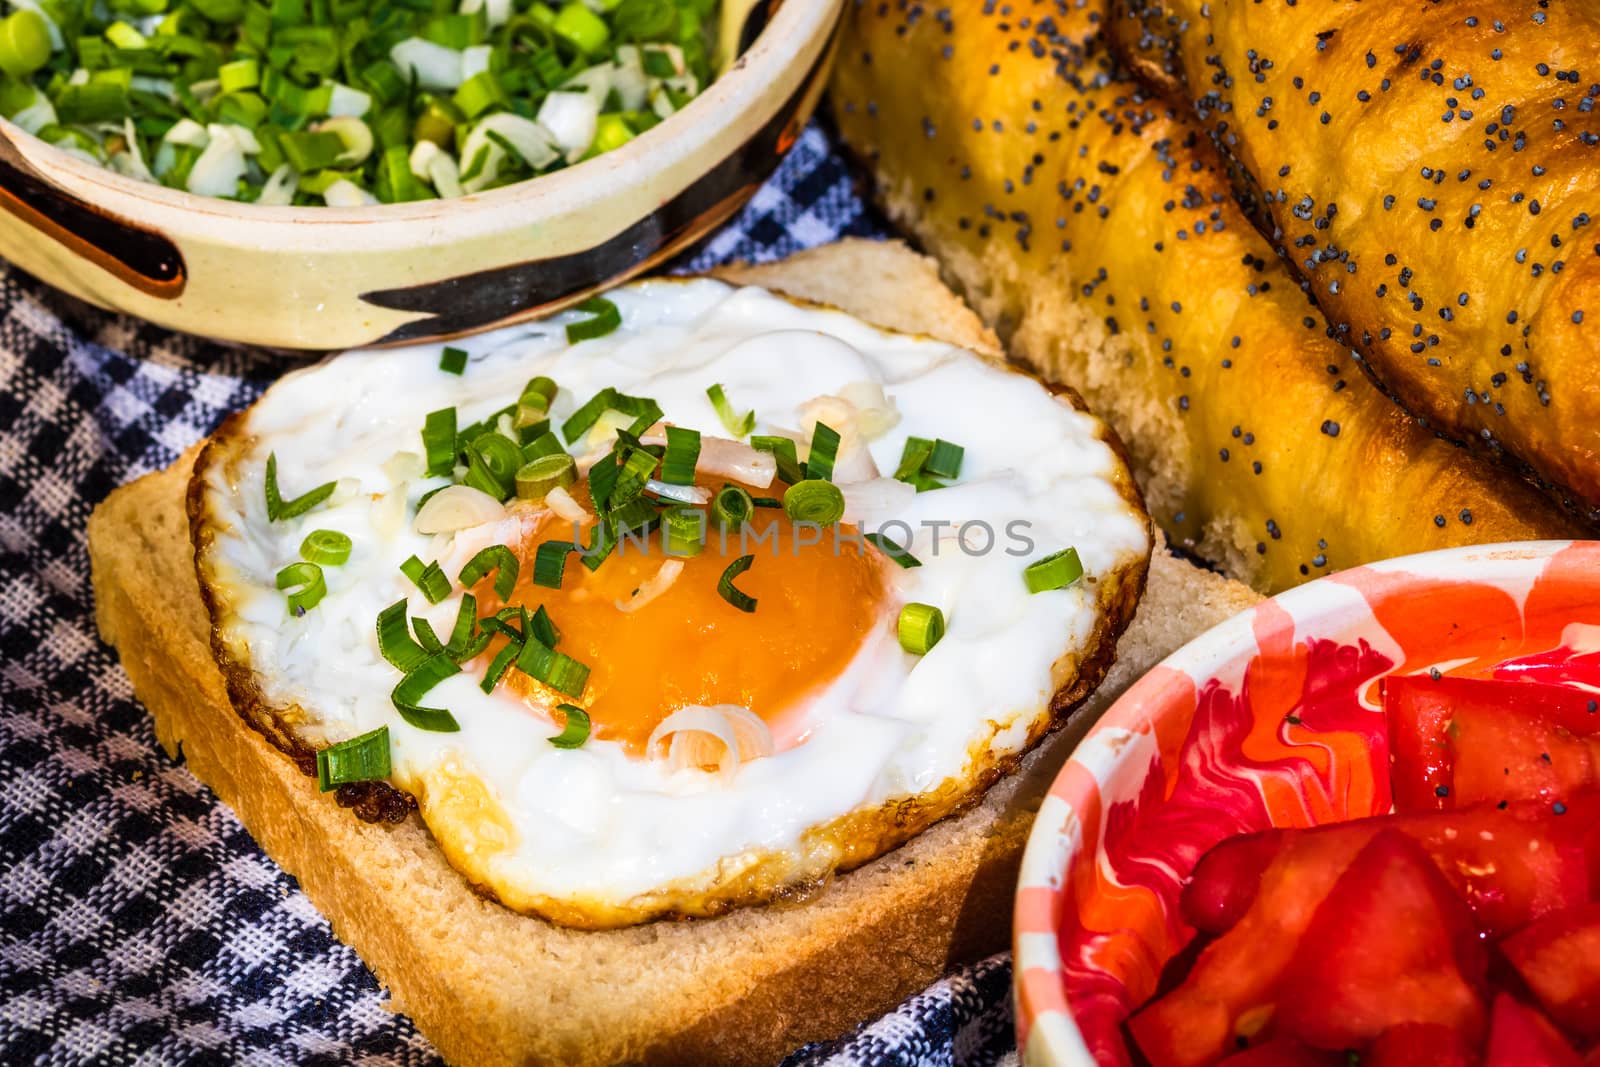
[193,278,1150,925]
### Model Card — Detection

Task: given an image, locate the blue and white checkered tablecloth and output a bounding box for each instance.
[0,119,1021,1066]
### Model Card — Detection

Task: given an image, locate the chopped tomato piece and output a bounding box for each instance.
[1385,674,1600,811]
[1366,1023,1479,1067]
[1216,1037,1341,1066]
[1178,800,1593,938]
[1275,830,1487,1050]
[1501,902,1600,1042]
[1484,994,1582,1067]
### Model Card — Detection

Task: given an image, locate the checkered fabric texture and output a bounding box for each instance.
[0,119,1022,1066]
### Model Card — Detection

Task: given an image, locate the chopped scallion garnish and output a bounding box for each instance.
[422,408,457,479]
[445,593,480,659]
[706,383,754,438]
[716,553,757,613]
[276,561,326,615]
[412,616,445,654]
[459,544,520,600]
[864,532,922,568]
[783,479,845,526]
[299,529,351,567]
[391,651,462,731]
[515,638,590,697]
[711,484,753,532]
[896,602,946,655]
[439,346,468,375]
[751,435,803,484]
[548,703,592,748]
[565,296,622,343]
[479,636,523,694]
[400,555,451,603]
[924,439,965,480]
[662,506,705,556]
[529,604,561,647]
[805,422,841,481]
[660,426,701,486]
[516,452,577,503]
[315,725,390,792]
[532,539,575,589]
[264,452,337,521]
[376,599,428,671]
[1024,547,1085,594]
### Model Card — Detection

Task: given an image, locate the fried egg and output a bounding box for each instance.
[191,278,1151,927]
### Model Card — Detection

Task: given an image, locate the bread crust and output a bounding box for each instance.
[92,239,1259,1065]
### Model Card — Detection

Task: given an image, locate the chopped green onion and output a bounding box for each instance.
[548,703,591,748]
[376,599,428,671]
[711,484,753,532]
[459,544,519,600]
[391,651,462,731]
[565,296,622,343]
[553,1,609,54]
[864,532,922,568]
[422,407,457,478]
[264,452,337,521]
[515,452,577,502]
[717,554,757,613]
[400,555,452,603]
[464,433,523,500]
[280,129,345,171]
[315,725,391,791]
[1024,547,1085,594]
[924,439,965,480]
[0,10,51,77]
[660,426,701,486]
[894,436,935,481]
[562,387,617,443]
[896,602,946,655]
[515,639,590,697]
[783,479,845,526]
[445,592,478,658]
[579,519,615,572]
[276,561,326,615]
[412,616,444,654]
[662,506,705,556]
[706,383,754,438]
[299,529,351,566]
[523,376,559,409]
[479,635,523,694]
[529,604,561,647]
[532,539,575,588]
[751,435,803,484]
[521,431,566,461]
[439,345,468,374]
[611,446,661,506]
[805,422,841,481]
[218,57,260,93]
[750,496,782,508]
[608,496,660,538]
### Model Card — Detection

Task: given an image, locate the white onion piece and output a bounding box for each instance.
[322,178,376,206]
[390,37,464,91]
[839,380,901,439]
[536,90,598,160]
[647,705,774,780]
[315,115,372,165]
[644,480,710,505]
[414,484,507,534]
[544,485,591,524]
[841,476,916,525]
[642,433,777,489]
[559,63,612,106]
[6,87,56,135]
[163,118,209,148]
[256,163,297,206]
[370,490,407,540]
[458,113,558,193]
[382,451,425,483]
[186,127,247,197]
[832,442,880,484]
[614,559,683,613]
[326,82,372,118]
[460,44,492,80]
[408,140,464,198]
[111,117,154,182]
[460,0,510,26]
[609,48,649,110]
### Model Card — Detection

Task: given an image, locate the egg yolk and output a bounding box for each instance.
[488,481,888,754]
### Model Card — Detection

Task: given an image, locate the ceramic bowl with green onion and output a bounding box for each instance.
[0,0,841,349]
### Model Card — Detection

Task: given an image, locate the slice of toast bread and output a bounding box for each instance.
[90,238,1259,1066]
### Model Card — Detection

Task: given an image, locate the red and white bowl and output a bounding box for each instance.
[1013,540,1600,1066]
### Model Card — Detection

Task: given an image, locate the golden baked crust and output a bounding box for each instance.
[91,238,1262,1066]
[1109,0,1600,521]
[185,268,1153,928]
[829,0,1581,594]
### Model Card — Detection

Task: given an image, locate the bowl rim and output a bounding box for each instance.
[1011,539,1588,1067]
[0,0,834,228]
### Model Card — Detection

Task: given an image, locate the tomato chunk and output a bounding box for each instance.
[1501,902,1600,1043]
[1385,674,1600,810]
[1178,800,1593,938]
[1366,1023,1479,1067]
[1275,830,1487,1050]
[1484,994,1582,1067]
[1216,1037,1341,1066]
